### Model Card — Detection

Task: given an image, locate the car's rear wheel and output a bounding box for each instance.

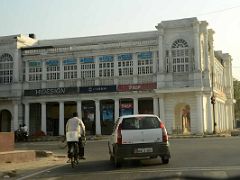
[161,156,169,164]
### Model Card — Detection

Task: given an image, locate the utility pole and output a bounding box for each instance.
[211,65,216,134]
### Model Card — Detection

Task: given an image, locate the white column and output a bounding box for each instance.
[42,60,46,80]
[13,102,19,130]
[24,103,29,133]
[153,97,159,116]
[158,33,164,73]
[196,93,203,134]
[59,101,64,135]
[95,58,99,85]
[60,59,64,80]
[153,51,157,73]
[25,61,29,82]
[41,102,47,134]
[133,98,138,114]
[114,99,119,121]
[95,100,101,135]
[159,97,165,122]
[193,22,201,71]
[133,53,138,84]
[77,101,82,119]
[204,30,209,71]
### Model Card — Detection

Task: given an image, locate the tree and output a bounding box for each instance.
[233,79,240,127]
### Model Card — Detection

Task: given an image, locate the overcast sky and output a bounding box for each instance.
[1,0,239,79]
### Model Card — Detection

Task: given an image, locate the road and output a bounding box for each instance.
[16,136,240,180]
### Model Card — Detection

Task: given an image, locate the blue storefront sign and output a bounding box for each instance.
[46,60,59,66]
[79,85,116,93]
[63,58,76,65]
[80,57,95,63]
[99,55,114,62]
[118,53,133,61]
[138,51,152,60]
[29,61,41,67]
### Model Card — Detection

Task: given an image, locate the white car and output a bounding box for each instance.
[108,114,171,167]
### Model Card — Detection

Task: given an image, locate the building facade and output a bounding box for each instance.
[0,17,234,136]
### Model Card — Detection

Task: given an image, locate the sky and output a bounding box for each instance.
[0,0,240,79]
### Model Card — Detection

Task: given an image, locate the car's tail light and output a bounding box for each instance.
[160,122,168,142]
[117,123,122,144]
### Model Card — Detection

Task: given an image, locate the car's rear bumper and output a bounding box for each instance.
[113,142,170,160]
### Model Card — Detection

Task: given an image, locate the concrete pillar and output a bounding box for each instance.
[196,93,203,134]
[60,59,63,80]
[77,101,82,119]
[133,98,138,114]
[41,102,47,134]
[95,100,101,135]
[59,101,64,135]
[25,61,29,82]
[153,51,157,73]
[153,97,159,116]
[133,53,138,84]
[114,99,119,121]
[24,103,29,133]
[193,22,201,71]
[158,34,164,73]
[13,102,19,130]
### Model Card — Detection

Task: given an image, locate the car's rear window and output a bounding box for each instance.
[122,116,160,130]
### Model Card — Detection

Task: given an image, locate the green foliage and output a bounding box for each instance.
[234,80,240,120]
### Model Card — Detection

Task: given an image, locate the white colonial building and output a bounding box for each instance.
[0,17,234,136]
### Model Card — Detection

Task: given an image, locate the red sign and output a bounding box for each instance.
[120,103,133,109]
[117,83,157,92]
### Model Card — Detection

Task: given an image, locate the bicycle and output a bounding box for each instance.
[68,141,79,168]
[66,131,80,168]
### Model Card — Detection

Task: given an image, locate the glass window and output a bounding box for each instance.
[46,60,60,80]
[0,53,13,84]
[118,60,133,76]
[122,116,160,130]
[99,62,114,77]
[171,39,190,73]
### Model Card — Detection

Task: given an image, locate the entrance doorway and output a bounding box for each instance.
[100,100,114,135]
[82,101,95,135]
[29,103,41,135]
[138,98,153,114]
[46,102,59,136]
[0,110,12,132]
[119,99,133,116]
[175,103,191,134]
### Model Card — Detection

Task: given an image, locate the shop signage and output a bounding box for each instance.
[24,87,78,96]
[63,58,76,65]
[118,53,132,61]
[117,83,157,92]
[138,51,152,60]
[80,57,94,63]
[46,60,59,66]
[29,61,41,67]
[99,55,113,62]
[120,103,133,109]
[79,85,116,93]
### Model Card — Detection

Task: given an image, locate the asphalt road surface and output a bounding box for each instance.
[16,136,240,180]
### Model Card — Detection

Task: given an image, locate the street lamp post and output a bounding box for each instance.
[211,95,216,134]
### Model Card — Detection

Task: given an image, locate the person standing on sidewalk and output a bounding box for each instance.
[66,112,86,159]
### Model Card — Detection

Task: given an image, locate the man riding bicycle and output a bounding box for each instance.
[66,112,86,160]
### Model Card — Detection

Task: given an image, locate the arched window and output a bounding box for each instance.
[171,39,189,73]
[0,53,13,84]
